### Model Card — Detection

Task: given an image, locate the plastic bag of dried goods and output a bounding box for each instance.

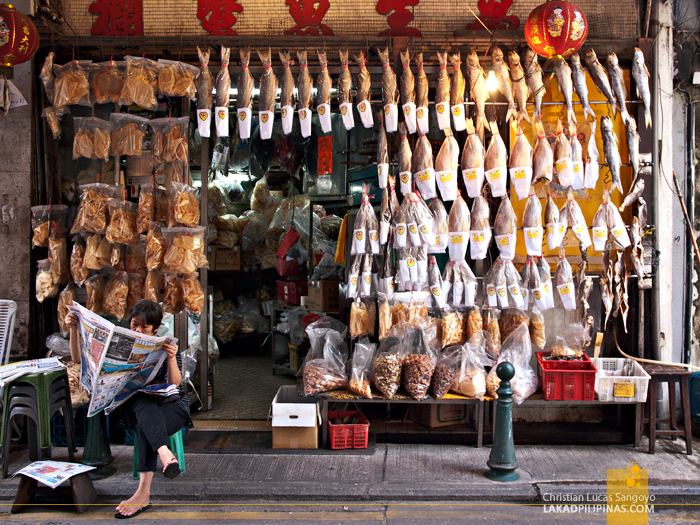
[430,345,461,399]
[348,337,376,398]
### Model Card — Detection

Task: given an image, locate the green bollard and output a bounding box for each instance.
[82,411,116,480]
[485,362,519,482]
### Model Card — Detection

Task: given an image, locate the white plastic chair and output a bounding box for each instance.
[0,300,17,366]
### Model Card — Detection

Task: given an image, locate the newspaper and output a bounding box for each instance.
[67,303,178,417]
[13,461,95,489]
[0,357,65,389]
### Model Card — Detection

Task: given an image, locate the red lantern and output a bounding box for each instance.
[524,1,588,59]
[0,4,39,79]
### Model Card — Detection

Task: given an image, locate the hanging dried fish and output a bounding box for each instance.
[606,52,631,124]
[399,49,416,133]
[553,119,572,188]
[524,49,544,122]
[569,122,585,190]
[429,198,449,253]
[377,120,389,189]
[494,196,517,260]
[492,47,517,123]
[461,119,486,198]
[466,50,489,141]
[584,119,600,189]
[570,53,596,122]
[554,57,577,124]
[338,49,354,130]
[316,50,332,133]
[279,50,295,135]
[415,52,429,133]
[533,120,554,183]
[237,47,255,139]
[397,122,413,196]
[509,50,531,125]
[523,192,544,257]
[449,52,467,131]
[484,121,508,198]
[469,195,491,260]
[601,115,623,194]
[565,188,592,249]
[257,47,278,139]
[632,48,652,128]
[215,47,231,109]
[508,124,534,200]
[435,51,451,130]
[378,47,398,132]
[297,50,312,110]
[354,51,373,128]
[584,49,618,118]
[435,131,460,201]
[625,115,641,186]
[412,133,436,200]
[555,247,576,310]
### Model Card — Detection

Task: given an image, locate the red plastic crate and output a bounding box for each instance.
[327,411,369,450]
[536,352,598,401]
[276,279,308,305]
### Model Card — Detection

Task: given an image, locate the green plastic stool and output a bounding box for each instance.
[132,429,185,479]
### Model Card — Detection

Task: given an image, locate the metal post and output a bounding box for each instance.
[485,362,519,482]
[200,135,210,410]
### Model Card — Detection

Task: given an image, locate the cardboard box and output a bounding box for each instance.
[215,246,241,271]
[410,404,470,429]
[207,246,217,271]
[307,279,340,313]
[270,385,320,449]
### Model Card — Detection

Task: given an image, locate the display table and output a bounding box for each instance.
[317,391,488,448]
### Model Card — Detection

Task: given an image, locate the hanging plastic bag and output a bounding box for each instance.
[484,121,508,198]
[529,307,546,349]
[150,117,189,165]
[144,270,161,303]
[469,195,491,260]
[162,227,207,274]
[110,113,148,156]
[119,56,159,110]
[72,117,111,160]
[461,119,486,198]
[52,60,91,107]
[489,323,538,404]
[70,237,90,286]
[57,283,77,335]
[348,337,376,398]
[105,199,139,245]
[75,183,123,235]
[49,235,70,286]
[435,131,459,202]
[91,59,125,105]
[555,247,576,310]
[508,124,534,200]
[565,188,592,249]
[169,182,200,228]
[84,274,104,314]
[162,273,184,315]
[412,134,436,200]
[157,59,198,99]
[36,259,58,303]
[31,204,68,248]
[182,273,204,315]
[493,196,517,260]
[441,309,464,348]
[300,317,349,395]
[104,271,129,320]
[350,298,376,338]
[483,307,501,358]
[451,331,496,399]
[447,194,470,261]
[82,233,111,270]
[145,223,167,271]
[126,273,144,313]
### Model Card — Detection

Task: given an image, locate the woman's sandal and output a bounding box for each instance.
[163,459,181,479]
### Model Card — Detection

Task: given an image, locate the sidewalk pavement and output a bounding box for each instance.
[0,433,699,505]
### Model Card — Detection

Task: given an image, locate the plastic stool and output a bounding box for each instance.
[132,429,185,479]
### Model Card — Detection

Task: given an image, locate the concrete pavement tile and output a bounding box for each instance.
[203,481,371,500]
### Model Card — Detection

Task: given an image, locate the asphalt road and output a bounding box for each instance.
[1,502,699,524]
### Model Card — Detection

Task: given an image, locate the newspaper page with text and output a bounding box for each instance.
[67,303,178,417]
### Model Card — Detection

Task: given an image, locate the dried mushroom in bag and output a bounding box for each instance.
[110,114,148,156]
[104,272,129,320]
[119,56,158,110]
[182,273,204,315]
[162,274,184,315]
[105,199,139,245]
[52,61,91,107]
[57,283,77,334]
[36,259,58,303]
[70,239,90,286]
[84,274,104,314]
[402,350,436,400]
[170,182,200,228]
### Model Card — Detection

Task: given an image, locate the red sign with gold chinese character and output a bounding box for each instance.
[318,136,333,175]
[0,4,39,78]
[525,1,588,58]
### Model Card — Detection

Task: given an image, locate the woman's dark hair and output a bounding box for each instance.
[130,299,163,331]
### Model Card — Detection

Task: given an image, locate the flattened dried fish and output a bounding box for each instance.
[533,120,553,183]
[400,49,415,105]
[523,193,543,228]
[509,50,531,125]
[570,53,596,122]
[484,122,507,172]
[632,48,652,128]
[448,194,471,233]
[524,49,544,122]
[461,119,485,169]
[492,47,516,123]
[338,49,351,105]
[316,50,331,107]
[470,194,491,231]
[279,50,295,107]
[544,187,559,226]
[601,115,623,194]
[494,196,517,236]
[257,48,278,112]
[584,49,617,118]
[297,50,313,109]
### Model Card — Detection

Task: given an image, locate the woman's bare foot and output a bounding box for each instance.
[157,445,178,473]
[116,472,153,517]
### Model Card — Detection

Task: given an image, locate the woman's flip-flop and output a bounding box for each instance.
[163,460,181,479]
[115,504,151,519]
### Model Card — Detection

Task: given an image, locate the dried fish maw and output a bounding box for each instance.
[53,69,90,107]
[162,275,184,315]
[93,66,124,104]
[73,130,94,159]
[93,127,111,160]
[173,191,200,227]
[111,123,145,156]
[182,273,204,315]
[104,274,129,320]
[145,270,161,303]
[70,243,89,286]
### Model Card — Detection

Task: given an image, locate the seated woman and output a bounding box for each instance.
[65,299,190,519]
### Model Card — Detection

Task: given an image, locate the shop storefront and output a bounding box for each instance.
[17,0,690,446]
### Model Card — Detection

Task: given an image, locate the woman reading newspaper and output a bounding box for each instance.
[66,299,190,519]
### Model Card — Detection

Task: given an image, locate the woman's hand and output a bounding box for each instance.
[65,312,79,331]
[163,342,178,361]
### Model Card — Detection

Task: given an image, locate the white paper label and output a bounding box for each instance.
[543,281,555,310]
[414,167,436,200]
[464,282,477,307]
[281,105,294,135]
[546,222,567,250]
[611,224,631,249]
[469,229,491,260]
[403,102,417,134]
[485,166,507,197]
[348,274,359,298]
[317,103,332,133]
[451,281,463,306]
[384,104,398,133]
[416,259,428,284]
[418,222,435,246]
[509,166,533,200]
[407,255,418,282]
[259,110,274,140]
[571,160,585,190]
[451,103,466,131]
[523,226,544,257]
[532,285,549,311]
[592,226,608,252]
[395,223,407,247]
[407,222,421,246]
[431,281,448,308]
[214,107,229,137]
[339,102,354,130]
[237,107,252,139]
[448,232,469,262]
[197,109,212,138]
[508,283,525,308]
[368,229,380,254]
[429,233,448,254]
[398,258,410,282]
[495,233,516,260]
[572,221,592,248]
[436,169,458,201]
[399,171,412,196]
[416,106,429,134]
[436,102,451,130]
[380,220,390,245]
[352,229,366,255]
[357,100,373,128]
[298,108,312,138]
[496,285,509,308]
[584,161,600,189]
[522,288,530,310]
[361,272,372,297]
[462,166,485,198]
[378,163,389,189]
[486,284,498,307]
[557,282,577,310]
[556,157,572,188]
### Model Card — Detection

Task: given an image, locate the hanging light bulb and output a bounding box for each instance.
[485,70,499,92]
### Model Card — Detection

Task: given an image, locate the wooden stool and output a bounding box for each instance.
[640,363,693,454]
[11,471,97,513]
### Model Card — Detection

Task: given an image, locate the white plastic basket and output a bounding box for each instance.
[592,358,651,403]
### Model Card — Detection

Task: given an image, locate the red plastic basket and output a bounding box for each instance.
[536,352,598,401]
[327,411,369,450]
[276,279,308,305]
